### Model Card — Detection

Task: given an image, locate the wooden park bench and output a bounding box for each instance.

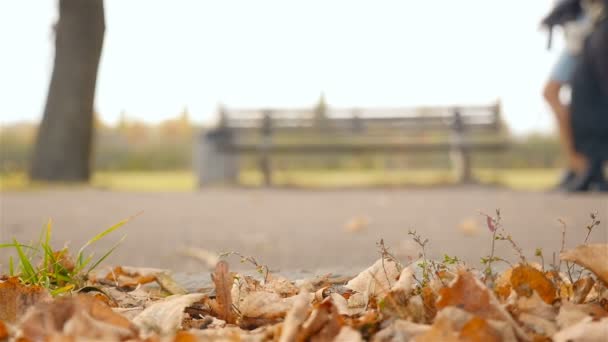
[196,101,508,187]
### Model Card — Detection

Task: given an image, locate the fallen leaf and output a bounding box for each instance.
[299,299,342,342]
[572,277,595,304]
[132,293,205,336]
[0,277,51,323]
[412,315,461,342]
[518,312,557,337]
[560,244,608,285]
[556,302,608,329]
[211,261,236,324]
[459,316,502,342]
[334,326,363,342]
[515,291,557,321]
[173,330,198,342]
[263,274,299,298]
[510,264,556,304]
[553,316,608,342]
[18,294,138,341]
[436,271,529,340]
[346,258,400,299]
[0,320,8,340]
[155,272,187,295]
[239,291,310,328]
[279,293,310,342]
[372,320,431,342]
[436,271,503,320]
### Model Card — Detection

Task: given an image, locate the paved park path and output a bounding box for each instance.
[1,187,606,276]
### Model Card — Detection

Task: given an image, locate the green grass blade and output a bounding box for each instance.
[43,219,52,269]
[76,214,137,263]
[13,238,38,283]
[0,243,35,249]
[9,256,14,276]
[86,235,126,275]
[50,284,74,296]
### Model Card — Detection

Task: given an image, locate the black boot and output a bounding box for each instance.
[566,160,606,192]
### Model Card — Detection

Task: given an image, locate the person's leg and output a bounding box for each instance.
[543,79,588,174]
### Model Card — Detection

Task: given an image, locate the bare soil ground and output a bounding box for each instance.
[1,187,606,275]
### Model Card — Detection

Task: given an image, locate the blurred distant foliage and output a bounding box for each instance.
[1,110,562,174]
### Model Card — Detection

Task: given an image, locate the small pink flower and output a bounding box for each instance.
[486,216,497,232]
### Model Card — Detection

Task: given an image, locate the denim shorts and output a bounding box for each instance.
[550,51,579,84]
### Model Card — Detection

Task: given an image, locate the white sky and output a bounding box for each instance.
[0,0,565,134]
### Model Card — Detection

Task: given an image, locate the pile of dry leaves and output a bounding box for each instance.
[1,241,607,342]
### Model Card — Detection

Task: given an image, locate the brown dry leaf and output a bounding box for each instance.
[553,316,608,342]
[173,330,198,342]
[279,293,310,342]
[556,302,608,329]
[459,316,502,342]
[239,291,312,329]
[263,274,299,298]
[0,277,51,323]
[561,244,608,286]
[346,258,400,299]
[299,299,342,342]
[155,272,187,295]
[518,313,557,338]
[132,293,205,336]
[372,320,431,342]
[421,285,438,322]
[0,320,8,340]
[515,292,557,321]
[18,294,138,341]
[572,277,595,304]
[334,326,364,342]
[436,271,503,320]
[494,268,513,301]
[412,315,461,342]
[212,261,236,324]
[510,264,556,304]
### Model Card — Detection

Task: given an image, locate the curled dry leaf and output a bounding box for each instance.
[556,302,608,329]
[561,244,608,286]
[18,294,138,341]
[510,264,556,304]
[515,291,557,321]
[299,299,343,342]
[572,276,595,304]
[372,320,431,342]
[436,271,503,320]
[132,293,205,336]
[239,291,312,329]
[279,293,311,342]
[211,261,236,324]
[334,326,364,342]
[0,320,8,340]
[346,258,400,300]
[518,312,557,337]
[553,316,608,342]
[459,316,502,342]
[0,277,51,323]
[263,274,299,298]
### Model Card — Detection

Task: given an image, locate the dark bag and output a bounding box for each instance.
[570,17,608,160]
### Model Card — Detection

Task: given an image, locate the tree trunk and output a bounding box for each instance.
[30,0,105,182]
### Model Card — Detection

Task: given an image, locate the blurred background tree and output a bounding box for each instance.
[29,0,105,182]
